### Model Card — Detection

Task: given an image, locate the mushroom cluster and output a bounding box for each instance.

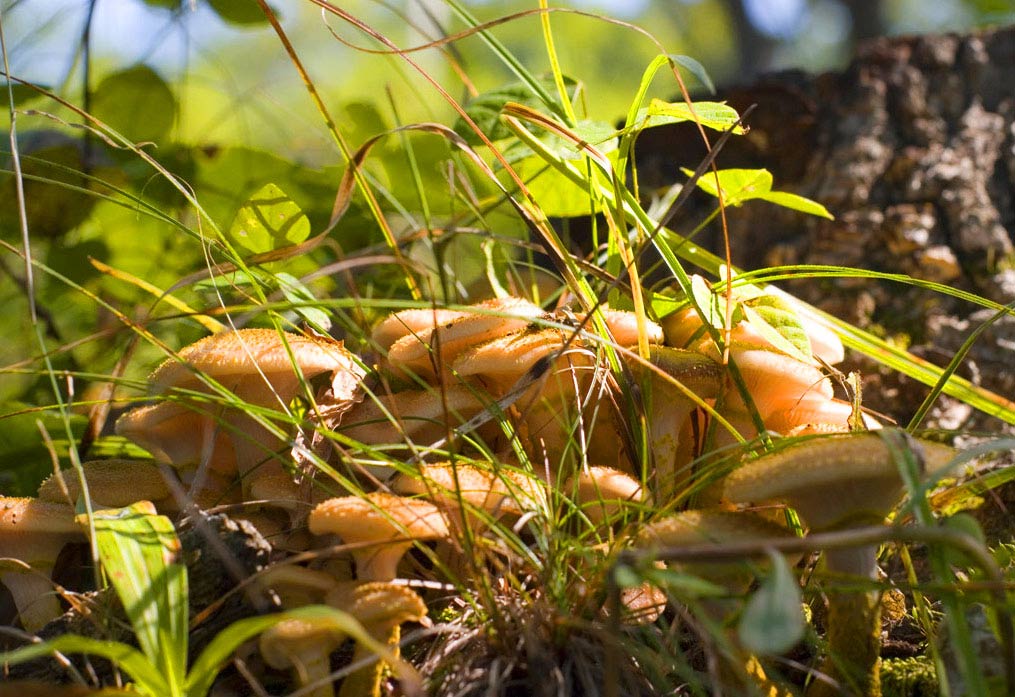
[114,328,364,540]
[8,293,967,697]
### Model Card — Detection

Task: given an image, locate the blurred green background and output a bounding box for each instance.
[6,0,1013,159]
[1,0,1012,492]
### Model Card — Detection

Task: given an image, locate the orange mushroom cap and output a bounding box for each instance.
[309,493,449,581]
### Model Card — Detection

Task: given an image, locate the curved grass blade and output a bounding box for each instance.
[1,636,170,697]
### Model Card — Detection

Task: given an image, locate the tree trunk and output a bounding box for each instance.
[634,25,1015,432]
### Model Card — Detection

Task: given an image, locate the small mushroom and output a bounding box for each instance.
[634,508,799,598]
[565,466,646,531]
[325,581,428,697]
[634,509,800,695]
[259,616,349,697]
[244,464,330,550]
[723,432,954,697]
[115,401,238,475]
[371,307,469,353]
[309,493,450,581]
[453,327,622,469]
[452,327,565,395]
[765,395,881,436]
[597,308,664,346]
[0,498,83,632]
[627,347,723,501]
[254,564,340,608]
[393,461,543,533]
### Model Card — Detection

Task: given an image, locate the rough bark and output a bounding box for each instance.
[634,25,1015,433]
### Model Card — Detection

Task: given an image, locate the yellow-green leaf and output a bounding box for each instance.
[682,167,833,219]
[741,295,814,362]
[640,98,746,134]
[228,183,310,255]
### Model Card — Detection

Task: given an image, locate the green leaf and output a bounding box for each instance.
[85,503,188,694]
[91,64,177,144]
[647,291,683,319]
[510,154,602,217]
[275,272,332,333]
[741,295,814,362]
[228,183,311,255]
[690,274,723,328]
[670,54,715,94]
[0,131,98,240]
[1,82,49,107]
[757,190,835,219]
[682,167,833,219]
[737,551,805,655]
[206,0,272,25]
[454,77,578,145]
[687,167,772,206]
[557,120,619,159]
[1,635,169,696]
[639,98,745,134]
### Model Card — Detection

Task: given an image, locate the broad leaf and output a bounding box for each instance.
[741,295,814,362]
[1,82,49,107]
[82,503,188,694]
[510,155,600,217]
[275,272,332,333]
[206,0,273,25]
[670,54,715,94]
[228,183,311,255]
[690,274,723,328]
[638,98,745,134]
[737,550,805,655]
[683,167,833,219]
[91,65,177,144]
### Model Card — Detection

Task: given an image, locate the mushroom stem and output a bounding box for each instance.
[337,625,399,697]
[808,543,882,697]
[291,651,336,697]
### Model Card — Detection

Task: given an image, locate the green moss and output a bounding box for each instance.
[880,656,938,697]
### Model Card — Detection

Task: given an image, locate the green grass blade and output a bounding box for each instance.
[1,635,169,696]
[86,502,188,696]
[444,0,567,124]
